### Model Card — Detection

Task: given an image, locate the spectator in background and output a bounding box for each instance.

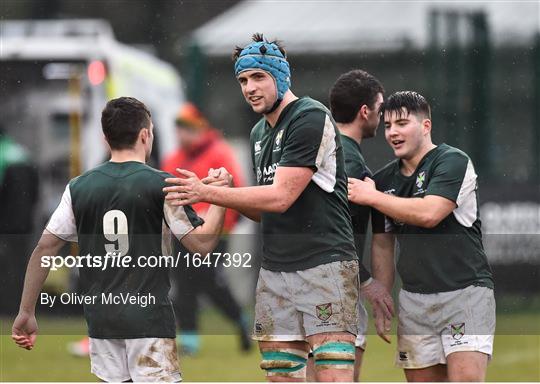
[161,103,251,355]
[0,125,38,315]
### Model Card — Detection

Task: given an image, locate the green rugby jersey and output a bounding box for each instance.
[250,97,357,272]
[46,161,203,338]
[341,134,372,282]
[372,144,493,293]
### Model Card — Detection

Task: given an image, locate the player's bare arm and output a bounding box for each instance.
[164,166,314,214]
[348,177,456,228]
[178,167,231,254]
[180,204,226,255]
[360,278,395,333]
[12,230,67,350]
[370,232,396,343]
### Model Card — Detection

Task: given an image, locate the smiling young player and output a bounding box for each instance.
[348,91,495,382]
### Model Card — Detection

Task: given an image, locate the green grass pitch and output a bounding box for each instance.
[1,311,538,381]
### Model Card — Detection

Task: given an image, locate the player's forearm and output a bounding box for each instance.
[19,233,64,314]
[237,207,262,222]
[371,234,395,292]
[191,205,226,254]
[369,191,436,228]
[203,184,289,214]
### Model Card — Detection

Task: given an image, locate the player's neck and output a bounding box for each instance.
[264,91,298,128]
[110,148,146,164]
[401,141,436,175]
[337,123,363,145]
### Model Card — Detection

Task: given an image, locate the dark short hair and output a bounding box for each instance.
[329,70,384,124]
[232,33,287,61]
[383,91,431,120]
[101,97,151,150]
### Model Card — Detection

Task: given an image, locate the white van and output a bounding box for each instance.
[1,19,185,221]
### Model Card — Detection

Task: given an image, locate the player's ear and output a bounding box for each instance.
[140,127,149,144]
[357,105,369,121]
[422,118,432,135]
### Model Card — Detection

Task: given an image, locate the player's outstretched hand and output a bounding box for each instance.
[164,169,207,206]
[348,176,377,205]
[12,312,38,350]
[201,167,233,187]
[361,278,394,344]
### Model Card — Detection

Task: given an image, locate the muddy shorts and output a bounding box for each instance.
[396,285,496,369]
[253,260,360,341]
[89,337,181,382]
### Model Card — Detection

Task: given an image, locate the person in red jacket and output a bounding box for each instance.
[162,102,251,354]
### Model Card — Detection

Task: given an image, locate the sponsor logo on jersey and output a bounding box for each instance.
[273,129,284,152]
[384,188,396,195]
[254,140,262,155]
[258,163,278,183]
[316,303,333,321]
[450,322,465,340]
[416,171,426,188]
[399,351,408,361]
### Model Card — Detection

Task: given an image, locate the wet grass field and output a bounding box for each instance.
[1,310,539,381]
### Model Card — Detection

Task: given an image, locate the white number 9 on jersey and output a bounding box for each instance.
[103,210,129,256]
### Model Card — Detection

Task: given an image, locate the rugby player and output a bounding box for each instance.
[311,69,394,382]
[12,97,227,382]
[348,91,495,382]
[164,34,360,382]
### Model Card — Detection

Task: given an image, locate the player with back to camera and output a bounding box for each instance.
[348,91,495,382]
[12,97,228,382]
[164,34,360,382]
[306,69,395,382]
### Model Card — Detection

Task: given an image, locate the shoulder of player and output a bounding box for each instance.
[250,117,266,136]
[286,101,331,134]
[68,163,107,188]
[373,160,399,184]
[72,163,171,185]
[374,159,398,177]
[431,144,471,167]
[135,166,175,196]
[147,166,175,182]
[341,136,364,163]
[289,97,330,119]
[341,134,360,155]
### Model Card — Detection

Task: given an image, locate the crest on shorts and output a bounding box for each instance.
[416,171,426,188]
[450,322,465,340]
[316,303,333,321]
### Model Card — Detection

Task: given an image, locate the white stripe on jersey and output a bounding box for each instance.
[46,184,78,242]
[454,159,478,227]
[312,114,337,193]
[163,202,196,240]
[161,220,173,256]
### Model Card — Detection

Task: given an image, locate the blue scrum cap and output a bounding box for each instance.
[234,39,291,100]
